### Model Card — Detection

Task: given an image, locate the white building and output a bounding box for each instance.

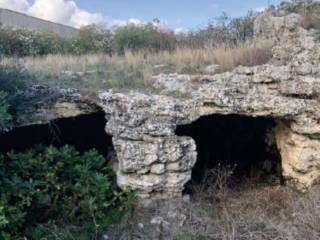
[0,8,79,38]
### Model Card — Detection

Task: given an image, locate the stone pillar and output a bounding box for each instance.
[99,92,198,199]
[114,137,197,199]
[275,122,320,190]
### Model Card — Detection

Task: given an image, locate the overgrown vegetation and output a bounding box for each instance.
[114,23,177,54]
[178,11,255,48]
[0,145,135,240]
[0,12,257,57]
[106,166,320,240]
[291,1,320,36]
[0,3,320,239]
[0,91,11,131]
[0,40,272,96]
[0,11,271,100]
[0,23,177,57]
[0,65,31,131]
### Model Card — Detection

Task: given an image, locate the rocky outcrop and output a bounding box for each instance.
[99,1,320,198]
[17,85,100,127]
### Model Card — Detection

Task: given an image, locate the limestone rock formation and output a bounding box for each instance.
[17,85,99,127]
[99,1,320,198]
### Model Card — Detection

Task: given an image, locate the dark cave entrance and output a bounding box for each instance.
[175,114,283,185]
[0,111,113,157]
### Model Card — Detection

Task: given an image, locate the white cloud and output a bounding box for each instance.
[127,18,143,26]
[70,10,104,28]
[29,0,104,28]
[255,6,267,12]
[174,27,189,35]
[110,18,168,30]
[0,0,104,28]
[29,0,77,25]
[0,0,29,12]
[0,0,169,30]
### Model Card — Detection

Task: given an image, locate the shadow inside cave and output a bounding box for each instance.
[0,111,113,157]
[176,114,283,184]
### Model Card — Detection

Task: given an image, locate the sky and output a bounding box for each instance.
[0,0,284,31]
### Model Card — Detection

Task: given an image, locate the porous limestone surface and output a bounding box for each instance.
[17,85,100,127]
[99,1,320,199]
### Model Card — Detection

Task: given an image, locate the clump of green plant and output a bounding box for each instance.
[0,11,257,58]
[0,26,114,57]
[177,11,256,49]
[175,233,207,240]
[0,91,11,132]
[0,145,135,240]
[0,64,33,129]
[0,23,177,57]
[291,1,320,33]
[70,25,116,56]
[114,23,177,54]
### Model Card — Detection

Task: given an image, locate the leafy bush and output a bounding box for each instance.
[31,31,71,55]
[0,145,135,239]
[177,12,255,48]
[0,28,35,57]
[114,23,177,54]
[71,25,115,55]
[0,28,69,57]
[0,91,11,132]
[289,1,320,32]
[0,12,257,58]
[298,4,320,41]
[0,65,28,97]
[0,23,176,57]
[0,26,115,57]
[0,64,31,127]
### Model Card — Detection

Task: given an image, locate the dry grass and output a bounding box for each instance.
[4,40,272,73]
[1,40,273,95]
[123,40,272,74]
[105,167,320,240]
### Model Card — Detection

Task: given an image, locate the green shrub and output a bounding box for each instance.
[0,26,115,57]
[177,12,255,48]
[70,25,115,55]
[289,1,320,31]
[0,145,135,239]
[0,28,35,56]
[0,28,67,56]
[0,65,28,95]
[0,14,258,58]
[175,233,207,240]
[114,24,177,54]
[0,65,30,125]
[31,31,71,55]
[0,91,11,132]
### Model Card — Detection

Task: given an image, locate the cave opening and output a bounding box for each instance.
[0,111,113,157]
[176,114,283,186]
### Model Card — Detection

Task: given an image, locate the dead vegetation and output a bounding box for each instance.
[105,167,320,240]
[1,40,272,95]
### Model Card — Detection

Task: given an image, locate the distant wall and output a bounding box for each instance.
[0,8,79,38]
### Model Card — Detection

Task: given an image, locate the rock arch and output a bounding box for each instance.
[99,2,320,199]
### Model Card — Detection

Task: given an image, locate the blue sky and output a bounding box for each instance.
[75,0,283,29]
[1,0,284,29]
